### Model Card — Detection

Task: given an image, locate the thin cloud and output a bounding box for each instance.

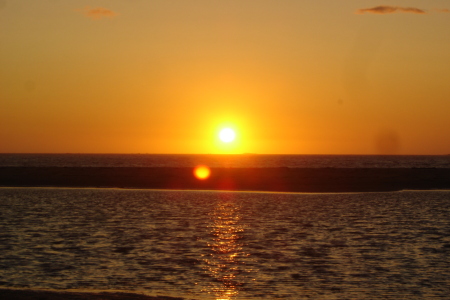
[356,6,426,15]
[435,8,450,13]
[78,6,119,20]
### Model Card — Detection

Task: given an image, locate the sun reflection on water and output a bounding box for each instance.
[202,196,248,300]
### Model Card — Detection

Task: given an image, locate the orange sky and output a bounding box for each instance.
[1,0,450,154]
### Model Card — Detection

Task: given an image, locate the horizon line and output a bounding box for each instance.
[0,153,448,156]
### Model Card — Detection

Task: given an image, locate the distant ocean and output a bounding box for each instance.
[1,153,450,168]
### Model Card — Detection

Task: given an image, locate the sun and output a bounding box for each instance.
[219,128,236,143]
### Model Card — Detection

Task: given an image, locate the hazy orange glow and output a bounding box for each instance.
[1,1,450,154]
[194,165,211,180]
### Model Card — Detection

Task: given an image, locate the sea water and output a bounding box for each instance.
[1,188,449,299]
[1,153,450,168]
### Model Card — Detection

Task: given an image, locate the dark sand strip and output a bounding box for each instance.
[1,167,450,192]
[0,288,184,300]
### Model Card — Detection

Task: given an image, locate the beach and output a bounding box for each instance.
[0,288,184,300]
[1,167,450,192]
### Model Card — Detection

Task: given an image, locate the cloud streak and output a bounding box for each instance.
[78,6,119,20]
[356,6,426,15]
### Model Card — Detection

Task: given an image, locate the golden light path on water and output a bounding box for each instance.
[202,195,249,300]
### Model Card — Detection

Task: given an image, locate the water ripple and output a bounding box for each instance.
[1,188,450,299]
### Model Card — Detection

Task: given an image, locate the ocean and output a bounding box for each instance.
[1,188,450,299]
[1,153,450,168]
[1,154,450,299]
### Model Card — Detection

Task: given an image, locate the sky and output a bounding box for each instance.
[1,0,450,154]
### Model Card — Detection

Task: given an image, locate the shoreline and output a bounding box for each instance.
[1,167,450,193]
[0,288,186,300]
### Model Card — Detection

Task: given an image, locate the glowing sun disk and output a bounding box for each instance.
[219,128,236,143]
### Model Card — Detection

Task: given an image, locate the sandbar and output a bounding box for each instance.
[1,167,450,192]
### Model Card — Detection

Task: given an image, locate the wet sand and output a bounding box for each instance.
[0,288,185,300]
[1,167,450,192]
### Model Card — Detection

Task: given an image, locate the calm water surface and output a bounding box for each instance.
[1,153,450,168]
[1,188,450,299]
